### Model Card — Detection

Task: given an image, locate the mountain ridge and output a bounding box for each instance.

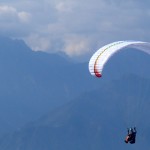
[0,37,101,134]
[0,74,150,150]
[0,37,150,149]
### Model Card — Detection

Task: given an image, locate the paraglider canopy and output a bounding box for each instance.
[89,41,150,78]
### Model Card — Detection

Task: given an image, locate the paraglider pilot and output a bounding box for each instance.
[124,127,137,144]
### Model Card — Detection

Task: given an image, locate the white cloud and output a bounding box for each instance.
[25,34,51,51]
[0,5,16,14]
[55,2,73,13]
[0,5,17,21]
[18,11,31,23]
[0,0,150,58]
[0,5,31,24]
[63,35,91,56]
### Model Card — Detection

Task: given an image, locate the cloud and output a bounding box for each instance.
[18,11,31,23]
[0,5,16,14]
[0,5,31,21]
[55,2,73,13]
[25,33,51,51]
[63,34,91,56]
[0,5,17,21]
[0,1,150,59]
[0,5,31,31]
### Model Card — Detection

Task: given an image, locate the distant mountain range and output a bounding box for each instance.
[0,37,102,134]
[0,75,150,150]
[0,37,150,149]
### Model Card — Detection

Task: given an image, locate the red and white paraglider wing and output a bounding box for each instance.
[89,41,150,78]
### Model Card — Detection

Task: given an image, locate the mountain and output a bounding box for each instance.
[0,36,150,149]
[0,37,103,134]
[0,75,150,150]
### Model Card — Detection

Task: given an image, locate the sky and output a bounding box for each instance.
[0,0,150,58]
